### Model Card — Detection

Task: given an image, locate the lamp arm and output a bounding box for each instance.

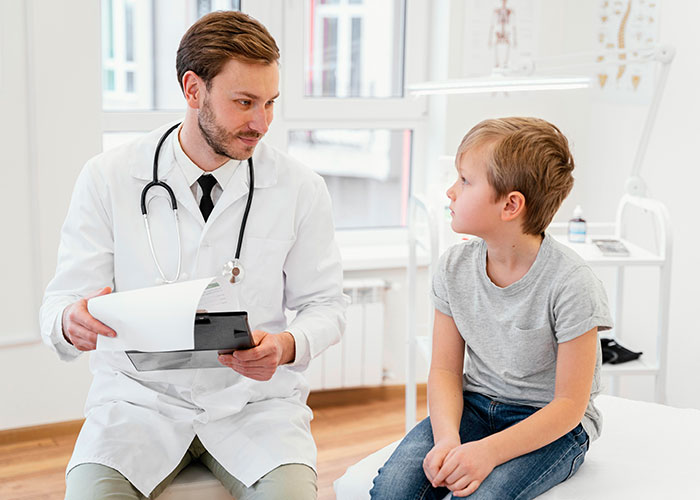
[626,45,676,197]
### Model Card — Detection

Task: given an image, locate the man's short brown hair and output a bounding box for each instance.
[456,117,575,235]
[176,11,280,92]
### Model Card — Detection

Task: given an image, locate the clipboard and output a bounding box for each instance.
[125,311,255,371]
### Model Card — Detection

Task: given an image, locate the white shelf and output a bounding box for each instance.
[601,358,659,376]
[418,335,657,376]
[552,235,665,267]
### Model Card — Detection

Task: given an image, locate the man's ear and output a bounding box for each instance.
[501,191,526,222]
[182,71,203,109]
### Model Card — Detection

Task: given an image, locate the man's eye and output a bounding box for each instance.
[238,100,251,106]
[266,100,276,107]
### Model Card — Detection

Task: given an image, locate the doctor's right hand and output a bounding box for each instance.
[61,287,116,351]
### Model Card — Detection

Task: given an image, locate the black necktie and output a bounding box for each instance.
[197,175,218,222]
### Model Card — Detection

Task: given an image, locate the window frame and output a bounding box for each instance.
[281,0,429,121]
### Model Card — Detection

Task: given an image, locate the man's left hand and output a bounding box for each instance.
[217,330,295,381]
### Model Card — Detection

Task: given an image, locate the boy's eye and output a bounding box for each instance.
[461,176,468,185]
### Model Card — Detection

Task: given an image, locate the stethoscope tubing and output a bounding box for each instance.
[141,122,180,215]
[141,122,254,283]
[236,158,254,260]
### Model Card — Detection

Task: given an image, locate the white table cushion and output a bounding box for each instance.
[334,395,700,499]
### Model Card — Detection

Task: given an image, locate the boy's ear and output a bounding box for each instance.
[501,191,526,222]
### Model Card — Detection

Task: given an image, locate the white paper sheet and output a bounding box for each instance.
[90,278,214,352]
[197,276,241,312]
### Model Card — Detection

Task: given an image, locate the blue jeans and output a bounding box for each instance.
[370,392,589,500]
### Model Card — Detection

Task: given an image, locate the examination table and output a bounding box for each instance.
[333,395,700,499]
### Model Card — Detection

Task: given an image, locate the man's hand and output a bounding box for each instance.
[432,439,498,497]
[61,287,116,351]
[423,438,460,487]
[217,330,295,381]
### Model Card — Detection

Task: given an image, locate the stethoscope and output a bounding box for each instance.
[141,122,254,285]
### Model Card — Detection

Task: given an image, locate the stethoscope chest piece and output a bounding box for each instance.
[223,259,245,284]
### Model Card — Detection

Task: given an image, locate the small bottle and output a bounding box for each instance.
[568,205,587,243]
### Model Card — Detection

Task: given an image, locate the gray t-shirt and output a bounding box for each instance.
[431,233,613,441]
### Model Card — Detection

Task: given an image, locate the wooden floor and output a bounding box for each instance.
[0,385,427,500]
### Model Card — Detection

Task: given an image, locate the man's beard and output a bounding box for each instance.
[197,96,261,161]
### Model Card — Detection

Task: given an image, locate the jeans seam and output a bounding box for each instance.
[488,402,497,432]
[416,480,432,500]
[513,440,583,500]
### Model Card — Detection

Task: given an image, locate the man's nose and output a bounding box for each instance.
[249,107,270,135]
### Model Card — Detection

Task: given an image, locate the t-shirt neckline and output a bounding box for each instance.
[478,233,552,295]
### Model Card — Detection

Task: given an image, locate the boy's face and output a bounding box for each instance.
[447,146,503,236]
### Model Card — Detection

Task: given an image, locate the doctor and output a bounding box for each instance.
[40,11,346,500]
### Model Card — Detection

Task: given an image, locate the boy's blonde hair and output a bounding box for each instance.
[456,117,575,235]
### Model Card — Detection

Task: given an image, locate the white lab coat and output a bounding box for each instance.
[40,123,347,496]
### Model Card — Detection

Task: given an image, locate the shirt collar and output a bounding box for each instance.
[172,125,242,189]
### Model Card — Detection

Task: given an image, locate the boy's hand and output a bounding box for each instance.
[433,439,497,496]
[423,438,459,487]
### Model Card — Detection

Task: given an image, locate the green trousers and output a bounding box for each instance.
[64,436,317,500]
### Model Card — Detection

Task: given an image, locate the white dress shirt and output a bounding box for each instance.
[173,126,242,206]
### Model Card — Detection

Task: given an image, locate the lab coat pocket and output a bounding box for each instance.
[502,325,557,378]
[242,236,294,310]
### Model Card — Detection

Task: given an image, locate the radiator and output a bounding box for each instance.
[302,278,387,391]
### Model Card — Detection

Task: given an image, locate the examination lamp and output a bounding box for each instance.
[407,76,591,95]
[407,45,676,197]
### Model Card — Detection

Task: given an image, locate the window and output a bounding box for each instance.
[101,0,241,112]
[304,0,405,98]
[288,129,412,228]
[101,0,153,110]
[101,0,241,150]
[280,0,428,230]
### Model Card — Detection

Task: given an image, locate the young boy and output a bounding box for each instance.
[370,117,613,500]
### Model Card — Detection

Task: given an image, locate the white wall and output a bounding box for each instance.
[636,1,700,409]
[0,0,100,430]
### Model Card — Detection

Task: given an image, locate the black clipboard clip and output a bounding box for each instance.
[126,311,255,371]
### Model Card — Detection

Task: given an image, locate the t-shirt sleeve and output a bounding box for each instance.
[430,250,453,317]
[553,265,613,343]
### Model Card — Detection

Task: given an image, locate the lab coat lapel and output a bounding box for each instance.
[128,121,204,226]
[161,163,204,226]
